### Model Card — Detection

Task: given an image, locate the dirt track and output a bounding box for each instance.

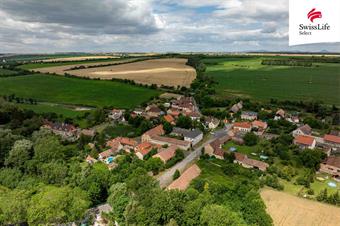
[261,189,340,226]
[35,58,196,88]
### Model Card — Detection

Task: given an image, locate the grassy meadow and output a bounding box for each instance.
[0,74,160,109]
[203,57,340,105]
[19,103,90,118]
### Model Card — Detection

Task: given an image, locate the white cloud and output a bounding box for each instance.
[0,0,338,53]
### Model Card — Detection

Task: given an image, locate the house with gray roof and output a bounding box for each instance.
[172,127,203,146]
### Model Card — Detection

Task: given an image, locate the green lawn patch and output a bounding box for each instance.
[19,103,90,118]
[0,74,160,108]
[196,159,234,187]
[222,141,264,160]
[204,57,340,105]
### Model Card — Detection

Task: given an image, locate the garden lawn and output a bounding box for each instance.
[222,141,262,160]
[196,159,234,187]
[204,57,340,105]
[0,74,160,108]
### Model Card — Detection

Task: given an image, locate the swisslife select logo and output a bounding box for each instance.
[289,0,340,46]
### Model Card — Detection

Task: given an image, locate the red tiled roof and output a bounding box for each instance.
[167,164,201,191]
[99,149,114,158]
[136,142,152,151]
[323,156,340,168]
[153,145,177,162]
[324,134,340,144]
[151,135,190,147]
[252,120,267,129]
[144,125,165,137]
[234,152,246,161]
[234,122,252,129]
[294,135,315,146]
[119,137,138,146]
[164,115,175,124]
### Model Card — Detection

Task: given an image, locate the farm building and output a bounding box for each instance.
[152,145,178,163]
[141,125,165,142]
[294,135,316,150]
[324,134,340,148]
[172,127,203,146]
[292,124,312,137]
[320,156,340,177]
[234,153,269,171]
[241,111,258,121]
[233,122,252,133]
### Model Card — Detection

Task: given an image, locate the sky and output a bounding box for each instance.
[0,0,339,53]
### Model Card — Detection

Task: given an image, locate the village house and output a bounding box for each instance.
[98,149,116,161]
[42,120,79,141]
[233,122,252,133]
[148,135,191,150]
[107,137,138,153]
[171,96,198,113]
[234,153,269,171]
[320,156,340,177]
[172,127,203,146]
[81,129,96,138]
[131,108,144,117]
[135,142,158,160]
[274,108,285,120]
[108,109,124,120]
[204,136,231,159]
[241,111,258,121]
[185,111,201,121]
[292,124,312,137]
[86,155,97,165]
[323,134,340,149]
[167,164,201,191]
[252,120,268,135]
[141,125,165,142]
[152,145,178,163]
[205,116,220,130]
[286,114,300,124]
[163,114,176,125]
[142,125,191,150]
[167,108,181,118]
[106,138,122,150]
[145,105,163,118]
[230,101,243,114]
[294,135,316,149]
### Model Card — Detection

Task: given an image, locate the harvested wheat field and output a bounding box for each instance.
[35,58,196,87]
[39,55,118,62]
[261,189,340,226]
[74,58,195,87]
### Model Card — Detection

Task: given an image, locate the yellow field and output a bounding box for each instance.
[261,189,340,226]
[35,58,196,88]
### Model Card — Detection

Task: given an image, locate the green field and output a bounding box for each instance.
[203,57,340,105]
[0,74,160,108]
[19,103,90,118]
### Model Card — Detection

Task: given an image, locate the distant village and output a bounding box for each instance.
[41,94,340,190]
